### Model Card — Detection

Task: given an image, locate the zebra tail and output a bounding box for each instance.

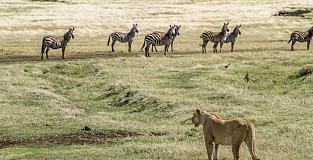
[107,36,110,46]
[41,38,46,54]
[141,40,145,51]
[288,38,292,43]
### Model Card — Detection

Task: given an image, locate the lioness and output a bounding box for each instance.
[192,109,259,160]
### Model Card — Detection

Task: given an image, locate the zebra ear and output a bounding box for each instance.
[227,22,229,25]
[239,25,241,27]
[136,23,137,26]
[73,28,75,31]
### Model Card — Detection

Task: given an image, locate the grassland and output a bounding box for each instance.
[1,0,313,159]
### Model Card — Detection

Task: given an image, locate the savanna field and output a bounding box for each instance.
[1,0,313,159]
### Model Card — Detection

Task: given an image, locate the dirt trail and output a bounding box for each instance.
[0,52,199,63]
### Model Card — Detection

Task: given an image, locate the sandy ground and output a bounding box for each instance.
[0,0,312,56]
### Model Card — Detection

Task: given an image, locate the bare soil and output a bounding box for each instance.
[0,52,199,63]
[0,130,141,149]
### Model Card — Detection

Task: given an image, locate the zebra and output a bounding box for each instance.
[107,24,138,52]
[141,25,175,57]
[288,26,313,51]
[200,22,229,53]
[41,28,75,60]
[218,24,241,52]
[150,25,181,52]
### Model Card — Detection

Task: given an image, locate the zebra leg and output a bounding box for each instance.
[307,40,310,50]
[145,43,151,57]
[171,42,174,52]
[111,40,116,52]
[164,44,169,56]
[41,40,46,60]
[213,42,218,53]
[154,45,158,52]
[62,46,66,59]
[291,40,296,51]
[231,42,235,52]
[128,41,132,52]
[45,47,50,60]
[202,40,208,53]
[219,42,224,53]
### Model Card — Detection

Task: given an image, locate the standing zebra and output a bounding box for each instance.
[141,25,175,57]
[219,24,241,52]
[200,22,229,53]
[288,26,313,51]
[41,28,75,60]
[107,24,138,52]
[151,25,181,52]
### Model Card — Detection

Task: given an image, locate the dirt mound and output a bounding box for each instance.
[274,10,311,17]
[0,130,141,149]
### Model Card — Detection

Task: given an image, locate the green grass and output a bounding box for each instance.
[1,0,313,159]
[1,50,313,159]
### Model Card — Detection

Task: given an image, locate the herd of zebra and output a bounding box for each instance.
[40,23,313,60]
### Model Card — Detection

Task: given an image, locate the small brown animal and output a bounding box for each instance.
[192,109,259,160]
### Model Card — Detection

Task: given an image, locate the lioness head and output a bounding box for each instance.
[192,109,202,127]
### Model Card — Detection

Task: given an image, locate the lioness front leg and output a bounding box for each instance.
[204,138,214,160]
[213,144,219,160]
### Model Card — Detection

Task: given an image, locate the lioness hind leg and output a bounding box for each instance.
[231,143,242,160]
[244,139,259,160]
[213,144,219,160]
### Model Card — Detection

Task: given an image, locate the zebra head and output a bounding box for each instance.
[175,25,181,36]
[222,22,229,32]
[235,25,241,35]
[132,24,138,33]
[169,25,175,36]
[66,28,75,39]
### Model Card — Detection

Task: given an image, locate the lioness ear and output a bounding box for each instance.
[196,109,200,114]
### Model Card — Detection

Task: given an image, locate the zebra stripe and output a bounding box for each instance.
[41,28,75,60]
[144,25,181,52]
[288,26,313,51]
[107,24,138,52]
[142,25,175,57]
[223,25,241,52]
[152,25,181,52]
[200,22,229,53]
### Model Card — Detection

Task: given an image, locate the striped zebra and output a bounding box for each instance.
[288,26,313,51]
[200,22,229,53]
[151,25,181,52]
[219,25,241,52]
[141,25,175,57]
[41,28,75,60]
[107,24,138,52]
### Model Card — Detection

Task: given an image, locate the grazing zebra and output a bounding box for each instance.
[219,24,241,52]
[41,28,75,60]
[107,24,138,52]
[200,22,229,53]
[151,25,181,52]
[288,26,313,51]
[141,25,175,57]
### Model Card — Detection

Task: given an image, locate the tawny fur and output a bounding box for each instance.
[192,109,259,160]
